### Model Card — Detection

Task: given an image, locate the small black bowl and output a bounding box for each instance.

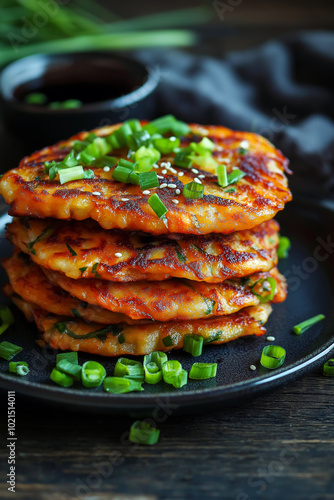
[0,51,159,151]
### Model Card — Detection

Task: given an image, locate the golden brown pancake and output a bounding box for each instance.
[43,265,286,322]
[6,217,279,283]
[11,298,272,356]
[0,122,291,235]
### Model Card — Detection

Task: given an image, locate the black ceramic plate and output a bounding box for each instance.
[0,197,333,415]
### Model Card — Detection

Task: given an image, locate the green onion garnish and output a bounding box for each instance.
[260,345,286,369]
[118,333,126,344]
[227,169,246,185]
[139,171,159,191]
[9,361,29,376]
[277,236,291,259]
[112,166,132,183]
[153,137,180,154]
[66,243,77,256]
[250,276,276,303]
[103,377,143,393]
[134,145,161,164]
[58,165,85,184]
[25,92,47,105]
[183,334,204,357]
[56,351,78,364]
[81,361,106,388]
[50,368,74,387]
[79,267,87,277]
[174,150,193,168]
[162,360,188,388]
[143,351,167,384]
[114,358,144,381]
[144,115,189,136]
[60,99,82,109]
[0,305,14,335]
[217,164,228,187]
[56,359,82,381]
[198,137,214,151]
[183,181,204,199]
[323,359,334,377]
[118,158,135,169]
[129,420,160,446]
[148,193,168,218]
[189,362,217,380]
[0,341,22,361]
[238,147,247,155]
[292,314,325,335]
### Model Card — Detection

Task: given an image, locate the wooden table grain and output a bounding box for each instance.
[0,369,333,500]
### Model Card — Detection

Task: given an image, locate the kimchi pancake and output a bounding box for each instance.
[2,251,147,325]
[7,217,279,283]
[43,266,286,322]
[12,300,272,356]
[0,122,292,235]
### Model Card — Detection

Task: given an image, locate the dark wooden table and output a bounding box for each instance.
[1,1,334,498]
[0,370,333,500]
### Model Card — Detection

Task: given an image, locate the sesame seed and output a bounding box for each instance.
[249,365,257,371]
[153,163,159,169]
[198,174,205,179]
[115,252,122,258]
[103,166,110,172]
[167,184,177,189]
[194,178,202,184]
[220,158,230,163]
[240,140,250,149]
[160,183,167,189]
[178,172,184,177]
[142,190,150,195]
[121,198,129,202]
[92,191,102,196]
[167,166,177,174]
[175,189,181,195]
[266,336,275,341]
[161,161,171,168]
[157,175,164,179]
[162,169,167,175]
[191,168,199,174]
[172,199,179,204]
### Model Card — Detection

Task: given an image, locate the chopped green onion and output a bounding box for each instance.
[143,351,167,384]
[50,368,73,387]
[60,99,82,109]
[66,243,77,256]
[128,172,140,185]
[183,334,204,357]
[56,359,82,381]
[260,345,286,369]
[217,164,228,187]
[134,145,161,164]
[198,137,214,150]
[139,171,159,191]
[58,165,84,184]
[118,333,126,344]
[9,361,29,376]
[148,193,168,218]
[81,361,106,388]
[153,137,180,154]
[25,92,47,105]
[79,267,87,277]
[251,276,276,303]
[188,154,217,170]
[114,358,144,381]
[112,166,132,183]
[119,158,135,169]
[323,359,334,377]
[127,129,151,150]
[189,362,217,379]
[224,187,236,193]
[292,314,325,335]
[0,341,22,361]
[238,147,248,155]
[183,181,204,199]
[134,157,155,173]
[227,169,246,185]
[144,115,189,136]
[0,305,14,335]
[92,262,100,277]
[162,360,188,388]
[27,225,53,253]
[84,169,95,179]
[129,420,160,445]
[103,377,143,393]
[56,351,78,364]
[174,150,193,168]
[162,335,173,347]
[277,236,291,259]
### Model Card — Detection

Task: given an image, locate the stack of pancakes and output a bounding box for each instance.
[0,121,291,357]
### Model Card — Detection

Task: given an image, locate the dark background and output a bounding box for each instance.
[1,1,334,499]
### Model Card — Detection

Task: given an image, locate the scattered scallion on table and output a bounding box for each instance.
[0,305,15,335]
[129,420,160,445]
[0,341,22,361]
[9,361,29,376]
[189,362,217,380]
[183,334,204,357]
[277,236,291,259]
[323,359,334,377]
